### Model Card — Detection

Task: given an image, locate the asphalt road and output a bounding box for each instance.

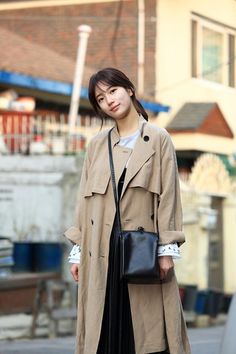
[189,325,223,354]
[0,325,224,354]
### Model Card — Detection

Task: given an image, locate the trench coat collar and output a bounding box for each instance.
[110,115,155,200]
[110,114,146,147]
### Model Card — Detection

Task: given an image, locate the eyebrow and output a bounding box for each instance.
[95,85,113,99]
[95,92,103,100]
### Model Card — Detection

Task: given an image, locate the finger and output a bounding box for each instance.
[72,270,79,282]
[74,268,79,282]
[160,267,170,280]
[70,266,79,282]
[70,269,75,281]
[159,268,166,280]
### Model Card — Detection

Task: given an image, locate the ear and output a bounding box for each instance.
[127,88,133,97]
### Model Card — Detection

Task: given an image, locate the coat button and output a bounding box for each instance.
[143,135,149,142]
[91,219,94,225]
[89,251,91,257]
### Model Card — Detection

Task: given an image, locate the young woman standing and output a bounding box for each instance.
[65,68,191,354]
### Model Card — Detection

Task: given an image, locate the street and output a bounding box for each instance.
[189,325,223,354]
[0,325,224,354]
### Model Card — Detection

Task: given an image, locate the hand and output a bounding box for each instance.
[158,256,174,280]
[70,263,79,282]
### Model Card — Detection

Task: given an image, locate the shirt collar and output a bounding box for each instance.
[111,115,147,147]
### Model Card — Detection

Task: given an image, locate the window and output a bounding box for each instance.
[202,27,224,83]
[191,14,236,87]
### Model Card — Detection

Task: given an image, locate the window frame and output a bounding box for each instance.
[191,14,236,88]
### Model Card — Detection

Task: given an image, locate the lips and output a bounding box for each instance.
[110,104,120,112]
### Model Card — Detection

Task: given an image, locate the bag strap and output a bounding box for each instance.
[108,129,122,233]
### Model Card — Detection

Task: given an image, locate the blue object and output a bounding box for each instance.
[205,289,224,317]
[13,242,33,272]
[222,294,232,313]
[140,100,170,113]
[0,70,86,97]
[182,285,198,311]
[32,242,63,272]
[195,290,208,314]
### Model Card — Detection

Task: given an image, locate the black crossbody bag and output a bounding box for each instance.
[108,129,160,284]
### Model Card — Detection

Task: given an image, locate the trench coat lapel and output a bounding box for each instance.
[120,131,155,199]
[113,146,132,186]
[110,117,155,199]
[110,126,132,186]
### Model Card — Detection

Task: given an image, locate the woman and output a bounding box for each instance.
[65,68,191,354]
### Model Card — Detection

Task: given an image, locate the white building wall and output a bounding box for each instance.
[0,155,82,242]
[156,0,236,150]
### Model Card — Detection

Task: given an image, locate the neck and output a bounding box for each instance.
[116,107,140,137]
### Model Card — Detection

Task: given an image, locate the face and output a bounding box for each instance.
[95,82,133,120]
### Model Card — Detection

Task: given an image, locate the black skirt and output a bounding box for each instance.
[97,168,135,354]
[96,214,136,354]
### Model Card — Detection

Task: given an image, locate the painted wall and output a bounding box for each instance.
[156,0,236,152]
[223,197,236,293]
[175,192,211,290]
[170,133,235,155]
[0,155,82,241]
[175,191,236,294]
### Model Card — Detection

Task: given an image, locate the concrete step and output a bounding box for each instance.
[0,313,75,340]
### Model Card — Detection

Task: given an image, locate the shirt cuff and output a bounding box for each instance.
[158,242,181,259]
[68,244,81,264]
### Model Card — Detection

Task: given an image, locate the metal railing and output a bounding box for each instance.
[0,113,112,155]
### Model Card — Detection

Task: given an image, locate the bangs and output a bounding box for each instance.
[90,68,132,90]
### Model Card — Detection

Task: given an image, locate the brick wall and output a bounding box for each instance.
[0,0,157,97]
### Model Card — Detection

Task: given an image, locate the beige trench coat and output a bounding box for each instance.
[65,117,191,354]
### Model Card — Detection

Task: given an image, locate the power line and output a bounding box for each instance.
[110,0,123,64]
[153,55,236,95]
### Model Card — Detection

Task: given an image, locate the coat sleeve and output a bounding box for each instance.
[157,129,185,246]
[64,145,91,245]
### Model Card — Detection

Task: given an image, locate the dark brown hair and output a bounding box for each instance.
[88,67,148,122]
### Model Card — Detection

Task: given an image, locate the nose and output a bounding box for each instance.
[105,94,114,106]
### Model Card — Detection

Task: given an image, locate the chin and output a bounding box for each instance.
[115,109,131,121]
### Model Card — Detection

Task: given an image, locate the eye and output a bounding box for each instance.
[110,88,117,94]
[97,97,104,104]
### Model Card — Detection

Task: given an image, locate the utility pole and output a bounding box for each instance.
[137,0,145,96]
[68,24,92,135]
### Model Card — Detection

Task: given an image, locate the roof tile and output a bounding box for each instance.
[167,102,216,130]
[0,27,93,85]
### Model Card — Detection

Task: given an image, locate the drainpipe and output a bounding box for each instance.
[68,24,92,135]
[138,0,145,96]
